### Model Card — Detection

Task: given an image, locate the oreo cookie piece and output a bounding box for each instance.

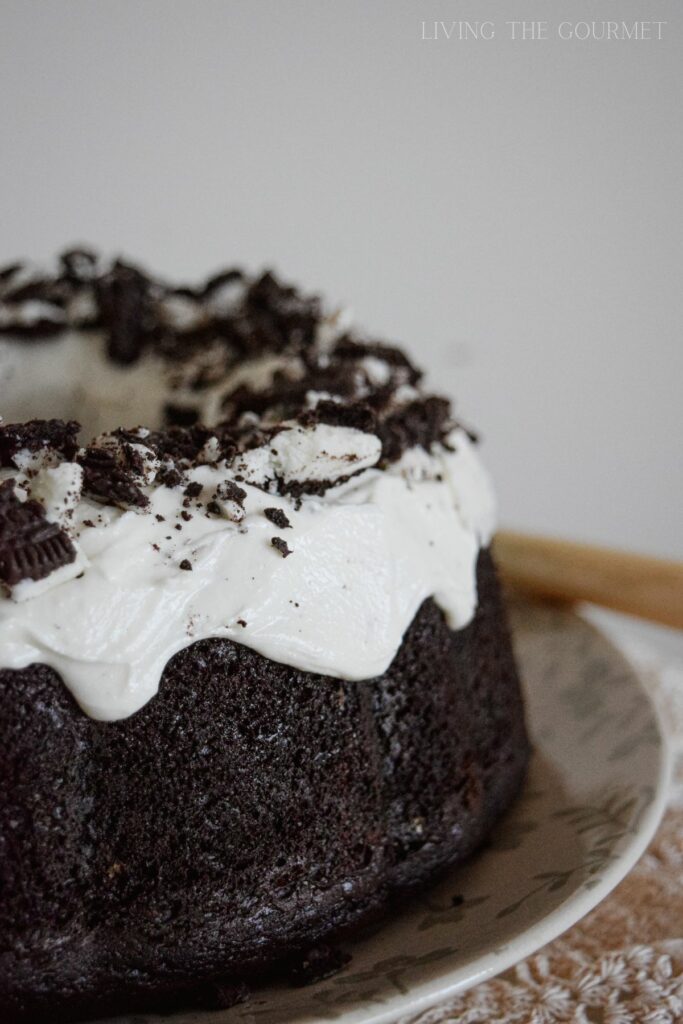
[333,334,422,385]
[0,262,22,287]
[77,446,149,510]
[1,275,63,306]
[201,268,244,299]
[271,537,292,558]
[59,248,98,283]
[95,260,155,365]
[298,399,378,437]
[379,396,452,464]
[217,480,247,506]
[263,508,290,530]
[163,403,200,428]
[0,479,76,588]
[243,270,320,353]
[0,419,81,469]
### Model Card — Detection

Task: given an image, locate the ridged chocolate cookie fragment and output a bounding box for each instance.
[0,479,76,588]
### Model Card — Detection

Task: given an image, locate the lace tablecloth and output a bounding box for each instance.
[405,610,683,1024]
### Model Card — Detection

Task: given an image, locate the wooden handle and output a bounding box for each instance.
[493,530,683,630]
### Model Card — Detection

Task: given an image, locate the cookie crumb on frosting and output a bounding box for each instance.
[264,507,291,529]
[271,536,292,558]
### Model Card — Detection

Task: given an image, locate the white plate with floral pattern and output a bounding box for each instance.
[114,599,669,1024]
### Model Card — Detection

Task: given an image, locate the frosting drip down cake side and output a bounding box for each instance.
[0,251,530,1023]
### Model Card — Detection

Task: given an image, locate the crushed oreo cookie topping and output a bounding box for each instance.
[0,249,469,470]
[77,442,150,510]
[216,480,247,506]
[183,481,203,499]
[95,260,155,364]
[263,507,291,529]
[0,478,76,589]
[0,419,80,468]
[0,250,497,722]
[271,536,292,558]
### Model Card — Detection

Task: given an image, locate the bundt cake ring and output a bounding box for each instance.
[0,250,529,1022]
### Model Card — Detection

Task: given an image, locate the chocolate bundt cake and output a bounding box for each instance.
[0,251,529,1023]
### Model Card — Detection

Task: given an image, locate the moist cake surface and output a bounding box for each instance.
[0,251,529,1022]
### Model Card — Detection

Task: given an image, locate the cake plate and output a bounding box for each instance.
[111,598,670,1024]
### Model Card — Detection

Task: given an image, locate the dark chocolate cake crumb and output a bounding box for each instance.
[183,481,203,499]
[263,507,291,529]
[180,510,192,522]
[0,479,76,588]
[179,559,192,571]
[271,537,292,558]
[288,944,352,987]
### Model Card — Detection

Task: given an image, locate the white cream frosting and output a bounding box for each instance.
[0,427,495,721]
[237,422,383,486]
[0,263,497,721]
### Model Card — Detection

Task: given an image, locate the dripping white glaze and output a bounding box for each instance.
[0,427,494,720]
[0,262,495,721]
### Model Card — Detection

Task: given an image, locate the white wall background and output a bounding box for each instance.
[0,0,680,557]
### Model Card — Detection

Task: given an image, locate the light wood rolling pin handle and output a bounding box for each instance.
[493,530,683,631]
